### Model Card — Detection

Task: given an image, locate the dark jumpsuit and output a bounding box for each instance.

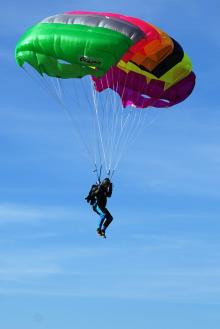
[86,183,113,232]
[93,183,113,231]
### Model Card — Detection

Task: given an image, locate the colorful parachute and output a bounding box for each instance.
[16,10,195,108]
[15,11,196,178]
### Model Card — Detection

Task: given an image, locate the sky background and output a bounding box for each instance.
[1,0,220,328]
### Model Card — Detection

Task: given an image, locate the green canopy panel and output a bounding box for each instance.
[15,22,133,78]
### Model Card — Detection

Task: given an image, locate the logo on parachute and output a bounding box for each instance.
[80,56,101,66]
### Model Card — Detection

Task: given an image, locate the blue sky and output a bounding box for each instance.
[1,1,220,328]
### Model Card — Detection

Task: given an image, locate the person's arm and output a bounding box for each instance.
[106,182,113,197]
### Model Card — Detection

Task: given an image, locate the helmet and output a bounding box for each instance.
[101,177,111,186]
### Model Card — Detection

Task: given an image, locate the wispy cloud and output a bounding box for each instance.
[1,267,220,304]
[0,203,84,224]
[0,223,219,303]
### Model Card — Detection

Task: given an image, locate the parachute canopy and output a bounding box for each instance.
[15,10,195,108]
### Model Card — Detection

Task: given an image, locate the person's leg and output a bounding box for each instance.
[96,206,106,231]
[102,208,113,233]
[92,204,101,215]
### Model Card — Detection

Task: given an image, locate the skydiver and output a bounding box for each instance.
[85,178,113,238]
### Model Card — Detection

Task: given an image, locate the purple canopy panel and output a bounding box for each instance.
[92,66,195,109]
[162,72,196,104]
[92,67,170,108]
